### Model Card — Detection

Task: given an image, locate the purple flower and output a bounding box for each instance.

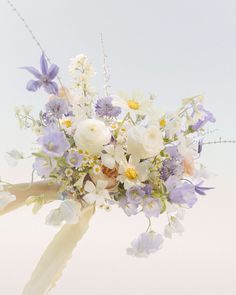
[195,182,214,195]
[66,151,83,168]
[126,186,145,204]
[22,54,59,95]
[38,127,70,157]
[142,184,153,195]
[143,197,162,218]
[165,176,197,207]
[191,105,216,131]
[33,157,56,177]
[95,97,121,117]
[119,198,138,216]
[45,98,69,119]
[127,231,163,257]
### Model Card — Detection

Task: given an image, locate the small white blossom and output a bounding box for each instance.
[84,180,110,207]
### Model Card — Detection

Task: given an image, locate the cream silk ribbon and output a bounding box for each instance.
[1,183,94,295]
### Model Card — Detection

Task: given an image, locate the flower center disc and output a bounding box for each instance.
[127,99,140,110]
[125,167,138,179]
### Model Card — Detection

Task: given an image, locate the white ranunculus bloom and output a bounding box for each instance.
[84,180,110,207]
[74,119,111,155]
[127,125,164,160]
[46,200,81,226]
[0,190,16,211]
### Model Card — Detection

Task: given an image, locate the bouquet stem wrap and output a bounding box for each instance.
[22,205,94,295]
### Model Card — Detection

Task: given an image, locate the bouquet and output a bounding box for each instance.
[0,53,216,294]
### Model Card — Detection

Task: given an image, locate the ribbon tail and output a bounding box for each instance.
[22,205,95,295]
[0,182,59,216]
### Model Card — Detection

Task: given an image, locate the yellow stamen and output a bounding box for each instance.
[127,99,140,110]
[62,119,72,128]
[159,118,166,128]
[125,167,138,180]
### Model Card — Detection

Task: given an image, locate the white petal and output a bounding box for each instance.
[83,193,97,204]
[60,200,81,224]
[46,208,64,226]
[84,181,96,193]
[103,144,115,155]
[96,180,108,191]
[101,154,115,169]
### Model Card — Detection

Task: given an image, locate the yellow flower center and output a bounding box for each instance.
[159,118,166,128]
[62,119,72,128]
[125,167,138,180]
[127,99,140,110]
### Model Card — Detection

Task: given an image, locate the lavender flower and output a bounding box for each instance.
[165,176,197,207]
[119,198,138,216]
[66,151,83,168]
[142,184,153,195]
[95,97,121,117]
[22,54,59,94]
[127,231,163,257]
[33,157,56,177]
[143,197,162,218]
[191,105,216,131]
[126,186,145,204]
[45,98,69,119]
[38,127,70,157]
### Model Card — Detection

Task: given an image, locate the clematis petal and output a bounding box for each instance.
[21,67,42,79]
[44,81,58,95]
[47,64,59,80]
[26,80,43,92]
[40,53,48,75]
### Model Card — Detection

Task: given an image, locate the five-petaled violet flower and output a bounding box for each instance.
[66,151,83,168]
[95,97,121,117]
[38,127,70,157]
[127,231,164,257]
[126,185,145,204]
[22,54,59,94]
[143,197,162,218]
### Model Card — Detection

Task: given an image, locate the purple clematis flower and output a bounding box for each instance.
[38,127,70,157]
[95,97,121,117]
[191,105,216,131]
[22,54,59,95]
[45,98,69,119]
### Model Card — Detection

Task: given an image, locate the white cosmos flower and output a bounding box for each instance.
[0,189,16,211]
[101,144,125,169]
[84,180,110,207]
[127,125,164,160]
[46,200,81,226]
[74,119,111,155]
[5,150,24,167]
[115,91,158,121]
[118,157,150,189]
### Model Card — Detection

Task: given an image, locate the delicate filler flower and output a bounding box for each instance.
[95,97,121,117]
[127,231,164,257]
[22,54,59,94]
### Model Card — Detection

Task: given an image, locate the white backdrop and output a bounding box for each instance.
[0,1,236,294]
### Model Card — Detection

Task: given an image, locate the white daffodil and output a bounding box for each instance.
[46,199,81,226]
[118,157,150,189]
[101,144,125,169]
[127,125,164,160]
[83,180,110,206]
[0,189,16,211]
[5,150,24,167]
[74,119,111,155]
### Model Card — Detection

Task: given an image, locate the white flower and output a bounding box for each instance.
[118,157,150,189]
[74,119,111,155]
[127,125,164,160]
[84,180,110,207]
[115,91,158,121]
[5,150,24,167]
[164,217,184,239]
[46,200,81,226]
[101,144,125,169]
[127,231,164,257]
[0,190,16,211]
